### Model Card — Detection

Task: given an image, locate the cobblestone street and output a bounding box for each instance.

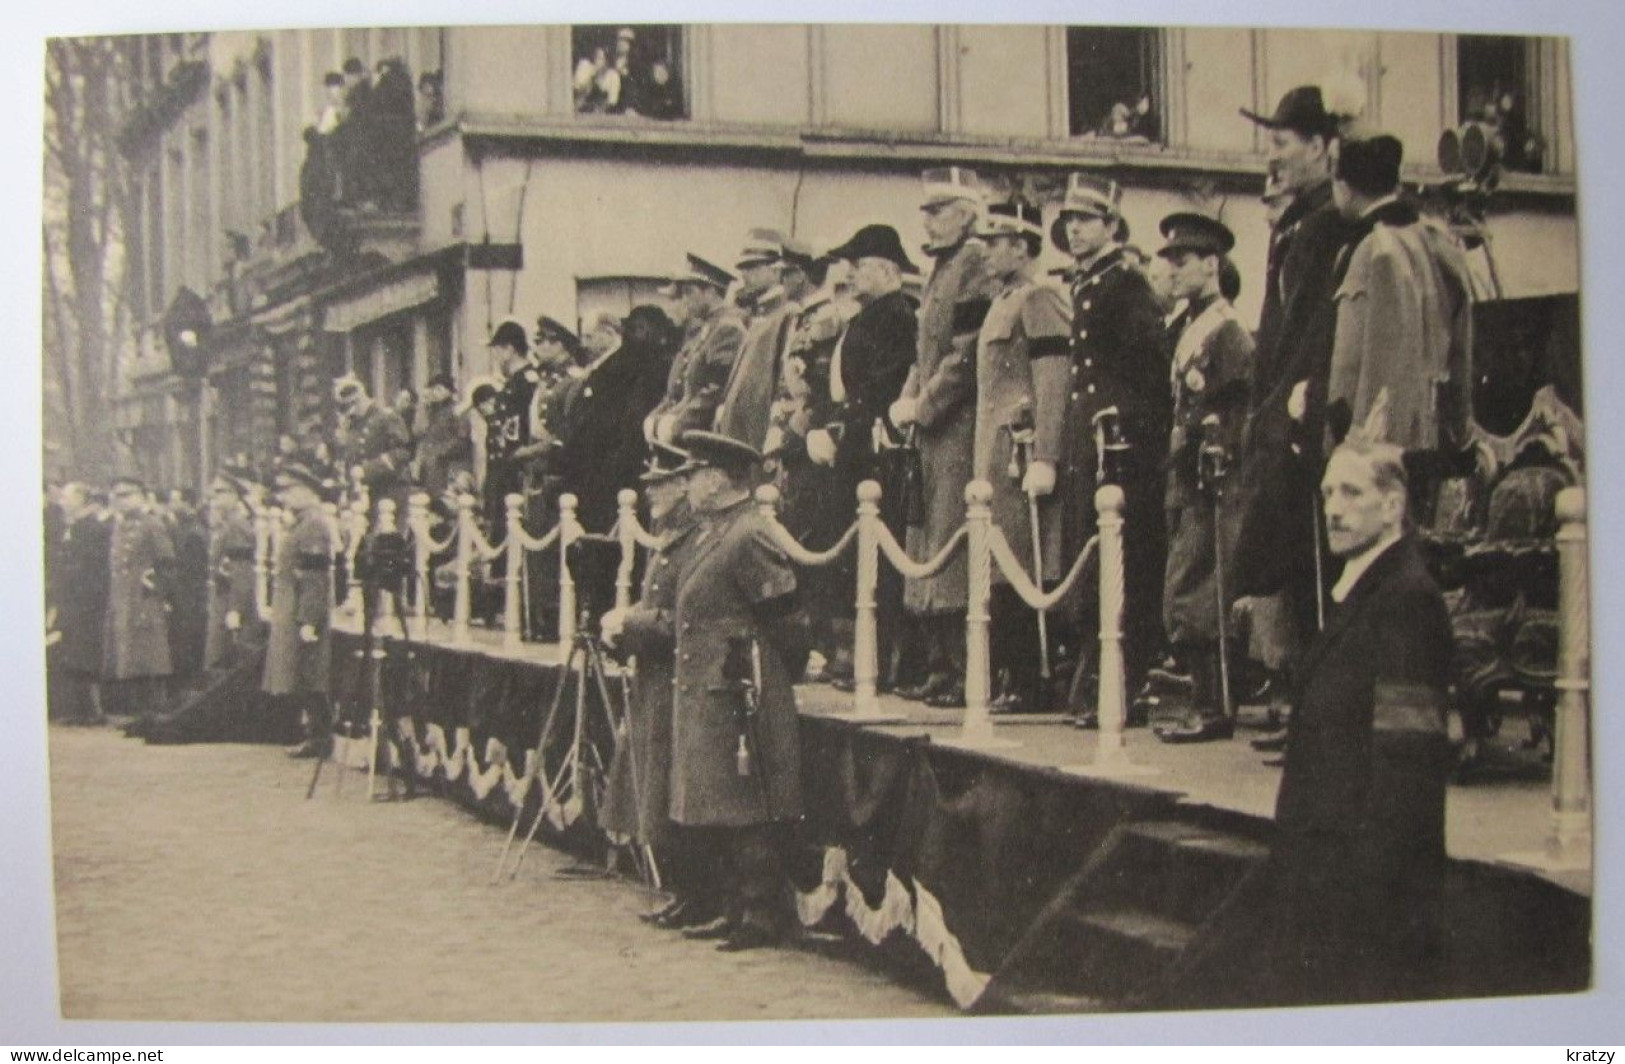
[48,725,951,1024]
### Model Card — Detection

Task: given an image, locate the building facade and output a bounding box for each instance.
[112,23,1579,492]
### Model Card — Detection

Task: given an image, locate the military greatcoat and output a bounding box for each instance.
[972,271,1072,584]
[901,237,998,614]
[103,509,175,681]
[632,498,807,828]
[649,301,746,443]
[261,505,335,697]
[204,507,263,669]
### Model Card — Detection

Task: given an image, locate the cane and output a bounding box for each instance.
[1008,400,1051,680]
[1310,493,1327,632]
[1201,415,1235,722]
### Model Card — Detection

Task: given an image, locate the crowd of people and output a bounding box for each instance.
[572,27,685,119]
[45,82,1479,979]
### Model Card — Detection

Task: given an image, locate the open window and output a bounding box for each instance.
[1457,34,1544,174]
[1066,26,1163,142]
[570,25,686,120]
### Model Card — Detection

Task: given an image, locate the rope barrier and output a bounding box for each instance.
[764,520,859,568]
[516,522,561,553]
[986,528,1098,612]
[873,523,968,581]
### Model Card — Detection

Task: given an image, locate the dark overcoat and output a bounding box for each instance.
[52,512,111,677]
[714,290,795,451]
[204,508,263,669]
[103,510,174,681]
[650,302,746,443]
[261,506,335,697]
[556,339,672,532]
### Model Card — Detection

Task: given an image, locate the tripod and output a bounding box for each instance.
[493,611,647,884]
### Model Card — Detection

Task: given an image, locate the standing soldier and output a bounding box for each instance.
[1148,214,1256,743]
[1051,173,1172,721]
[334,376,413,524]
[264,462,337,758]
[888,167,998,709]
[102,475,175,722]
[715,228,795,452]
[610,431,810,952]
[599,442,707,927]
[483,319,541,536]
[646,253,747,445]
[971,203,1073,713]
[203,465,264,670]
[412,373,473,503]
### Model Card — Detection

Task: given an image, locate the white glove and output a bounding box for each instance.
[1022,460,1057,497]
[806,428,837,467]
[889,397,918,428]
[762,425,786,456]
[600,607,627,646]
[1287,380,1308,423]
[225,610,242,631]
[654,413,679,444]
[299,624,320,644]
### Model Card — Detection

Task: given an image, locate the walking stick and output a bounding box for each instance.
[1310,493,1327,632]
[1201,415,1234,722]
[1008,401,1051,681]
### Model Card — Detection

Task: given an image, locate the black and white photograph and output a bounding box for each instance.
[13,3,1619,1042]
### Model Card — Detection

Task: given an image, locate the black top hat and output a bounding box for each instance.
[678,430,763,475]
[1240,85,1341,140]
[623,304,675,336]
[1336,133,1405,197]
[488,318,530,353]
[825,225,919,276]
[640,441,693,483]
[1156,212,1236,258]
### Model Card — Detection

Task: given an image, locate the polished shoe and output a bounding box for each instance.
[716,922,783,953]
[1153,716,1235,744]
[1250,732,1288,752]
[680,916,736,941]
[640,898,685,925]
[897,673,953,703]
[924,684,966,709]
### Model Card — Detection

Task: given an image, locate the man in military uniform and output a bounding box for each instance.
[888,167,999,708]
[646,253,747,445]
[1052,173,1172,720]
[264,461,338,758]
[609,430,810,951]
[1148,214,1256,743]
[334,376,413,523]
[599,442,708,926]
[714,228,796,452]
[971,203,1073,713]
[47,482,111,724]
[483,318,542,536]
[203,465,265,671]
[102,474,175,722]
[810,226,920,691]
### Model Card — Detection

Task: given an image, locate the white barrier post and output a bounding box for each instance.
[503,492,525,651]
[943,481,1016,750]
[407,492,431,641]
[557,493,580,651]
[850,481,900,724]
[1506,486,1591,873]
[375,498,405,640]
[615,488,639,613]
[253,505,273,623]
[451,492,475,646]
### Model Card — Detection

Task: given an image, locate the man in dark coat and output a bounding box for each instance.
[482,318,541,537]
[263,462,338,758]
[335,376,414,523]
[102,475,175,721]
[1263,436,1455,1005]
[647,254,747,445]
[337,57,376,206]
[164,491,211,684]
[203,468,264,670]
[811,226,920,690]
[1232,86,1357,640]
[47,482,111,724]
[611,431,810,952]
[1052,172,1172,718]
[889,167,1000,709]
[412,374,473,502]
[714,228,795,452]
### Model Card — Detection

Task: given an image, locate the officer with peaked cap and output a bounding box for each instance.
[715,228,795,450]
[264,460,338,757]
[1149,213,1256,743]
[484,317,542,536]
[973,202,1073,712]
[1053,171,1172,721]
[102,473,176,721]
[618,429,809,950]
[203,465,265,670]
[887,166,1000,708]
[647,253,747,445]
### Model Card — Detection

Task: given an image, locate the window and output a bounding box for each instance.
[1066,26,1162,141]
[570,25,686,120]
[1457,34,1544,173]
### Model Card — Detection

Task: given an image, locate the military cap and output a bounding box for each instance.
[678,430,762,476]
[1336,133,1405,197]
[487,318,530,353]
[660,252,736,296]
[735,228,786,270]
[825,224,919,275]
[920,166,985,210]
[1052,173,1123,252]
[1240,85,1341,140]
[978,202,1045,241]
[1156,212,1236,259]
[534,315,579,348]
[640,441,694,483]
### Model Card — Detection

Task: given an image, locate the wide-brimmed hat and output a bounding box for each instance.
[920,166,984,210]
[1156,212,1236,259]
[978,202,1045,242]
[659,252,736,296]
[1240,85,1341,140]
[640,441,693,483]
[825,224,919,275]
[679,430,762,476]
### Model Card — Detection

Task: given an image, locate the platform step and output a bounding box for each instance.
[1069,907,1199,953]
[1092,820,1269,926]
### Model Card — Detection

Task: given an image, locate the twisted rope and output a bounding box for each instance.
[986,528,1099,611]
[764,519,859,568]
[874,523,969,580]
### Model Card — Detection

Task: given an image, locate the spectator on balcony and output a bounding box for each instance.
[372,57,419,213]
[338,57,377,208]
[316,71,346,135]
[633,59,684,120]
[573,45,614,114]
[298,126,341,249]
[608,28,640,114]
[417,70,444,132]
